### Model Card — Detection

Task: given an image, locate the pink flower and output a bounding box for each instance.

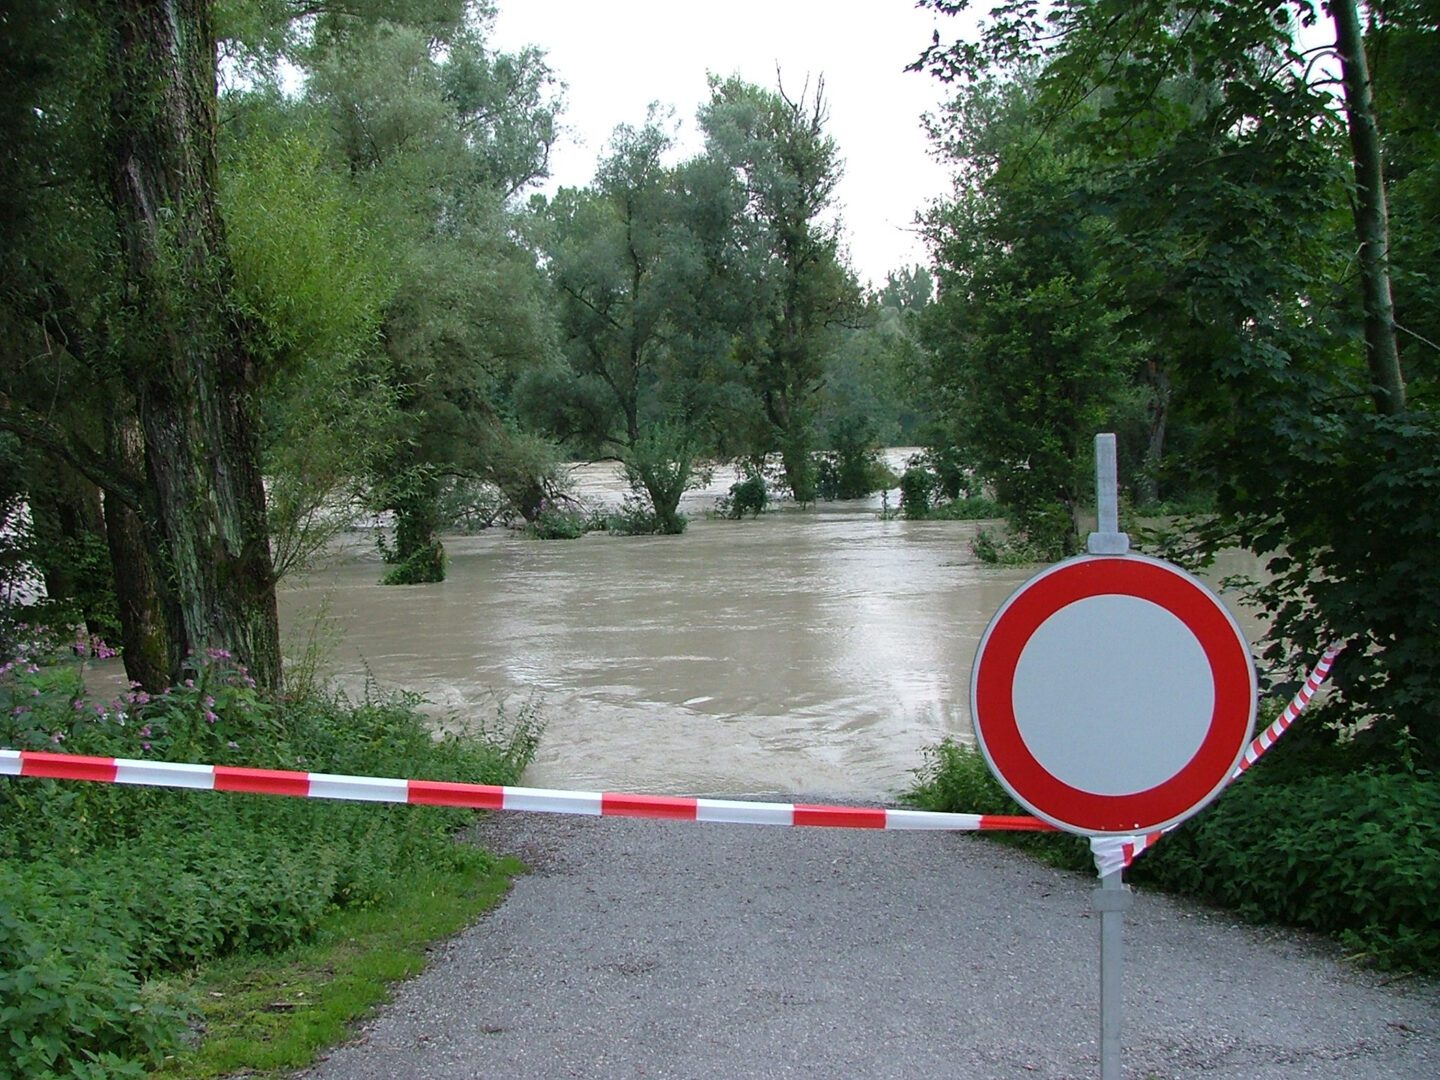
[138,725,152,738]
[205,711,218,724]
[141,742,151,751]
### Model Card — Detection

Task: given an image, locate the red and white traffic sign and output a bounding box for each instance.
[971,554,1255,836]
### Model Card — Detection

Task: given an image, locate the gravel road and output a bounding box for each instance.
[298,806,1439,1080]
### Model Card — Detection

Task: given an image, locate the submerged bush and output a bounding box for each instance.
[0,646,542,1076]
[715,467,769,520]
[525,499,589,540]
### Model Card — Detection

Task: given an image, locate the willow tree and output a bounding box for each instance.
[699,75,863,502]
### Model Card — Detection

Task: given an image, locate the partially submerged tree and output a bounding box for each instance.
[534,115,714,534]
[699,74,864,501]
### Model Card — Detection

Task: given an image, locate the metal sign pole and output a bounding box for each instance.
[1089,432,1131,1080]
[1095,869,1132,1080]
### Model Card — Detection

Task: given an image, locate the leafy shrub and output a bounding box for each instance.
[897,454,1000,521]
[971,527,1050,565]
[1128,765,1440,971]
[0,646,543,1075]
[0,864,187,1078]
[898,462,934,518]
[602,493,686,536]
[904,738,1088,870]
[525,500,589,540]
[379,541,446,585]
[928,494,1004,520]
[814,443,894,501]
[906,738,1440,972]
[715,468,769,519]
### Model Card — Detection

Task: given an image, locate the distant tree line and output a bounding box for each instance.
[0,0,925,691]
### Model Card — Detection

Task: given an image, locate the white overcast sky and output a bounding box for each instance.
[489,0,975,288]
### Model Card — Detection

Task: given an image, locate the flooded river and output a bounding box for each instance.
[279,456,1263,800]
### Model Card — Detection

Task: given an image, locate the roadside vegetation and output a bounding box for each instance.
[906,736,1440,975]
[0,630,540,1077]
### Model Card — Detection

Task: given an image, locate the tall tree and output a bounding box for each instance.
[699,75,863,501]
[533,115,717,534]
[99,0,283,688]
[920,77,1138,555]
[303,12,564,578]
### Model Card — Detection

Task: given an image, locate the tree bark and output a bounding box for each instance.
[1331,0,1406,416]
[101,0,281,690]
[103,410,173,691]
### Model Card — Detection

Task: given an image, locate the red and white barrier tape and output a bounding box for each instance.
[1090,643,1342,877]
[1,646,1338,862]
[0,749,1054,834]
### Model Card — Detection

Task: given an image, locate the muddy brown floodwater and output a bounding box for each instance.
[278,454,1264,800]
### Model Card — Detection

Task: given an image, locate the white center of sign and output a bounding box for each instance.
[1011,594,1215,796]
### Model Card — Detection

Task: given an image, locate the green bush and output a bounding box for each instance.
[601,493,686,536]
[1128,766,1440,971]
[715,469,769,520]
[896,456,1002,521]
[928,493,1004,520]
[904,739,1089,870]
[0,864,187,1079]
[379,540,446,584]
[0,648,543,1076]
[971,527,1050,565]
[525,500,589,540]
[898,463,934,518]
[905,738,1440,972]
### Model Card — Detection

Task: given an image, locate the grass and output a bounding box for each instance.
[158,854,525,1077]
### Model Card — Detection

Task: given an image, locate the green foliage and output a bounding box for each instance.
[927,495,1005,521]
[0,643,542,1073]
[525,500,589,540]
[699,75,865,497]
[898,462,934,518]
[715,466,769,519]
[919,77,1140,559]
[0,864,186,1078]
[1130,763,1440,972]
[915,2,1440,760]
[904,739,1089,869]
[601,493,689,537]
[971,527,1051,566]
[379,542,446,585]
[907,737,1440,973]
[814,415,893,501]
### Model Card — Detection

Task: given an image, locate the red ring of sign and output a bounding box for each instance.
[972,556,1254,835]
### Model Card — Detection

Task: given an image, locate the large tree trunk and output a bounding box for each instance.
[101,0,281,690]
[103,410,173,691]
[1331,0,1406,416]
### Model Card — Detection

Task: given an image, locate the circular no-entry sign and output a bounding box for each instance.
[971,554,1255,836]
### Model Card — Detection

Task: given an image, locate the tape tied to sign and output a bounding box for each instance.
[1090,642,1341,877]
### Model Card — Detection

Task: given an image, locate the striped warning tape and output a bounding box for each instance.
[0,748,1055,833]
[1091,642,1342,876]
